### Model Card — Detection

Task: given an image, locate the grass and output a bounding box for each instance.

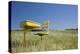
[10,30,78,53]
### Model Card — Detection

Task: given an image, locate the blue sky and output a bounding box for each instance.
[11,1,78,30]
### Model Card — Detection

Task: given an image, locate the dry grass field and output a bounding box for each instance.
[10,30,78,53]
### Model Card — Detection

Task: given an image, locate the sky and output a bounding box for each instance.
[11,1,78,30]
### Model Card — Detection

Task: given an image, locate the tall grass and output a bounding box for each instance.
[11,30,78,53]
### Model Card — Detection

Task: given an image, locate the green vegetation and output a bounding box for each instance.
[10,30,78,53]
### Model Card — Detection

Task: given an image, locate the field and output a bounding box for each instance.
[10,30,78,53]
